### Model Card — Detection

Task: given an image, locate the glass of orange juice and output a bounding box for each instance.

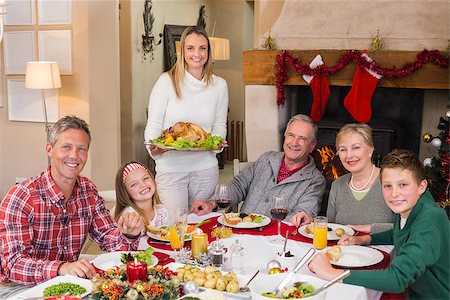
[313,216,328,250]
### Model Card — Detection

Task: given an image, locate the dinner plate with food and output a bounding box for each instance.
[217,212,270,229]
[91,248,158,271]
[146,225,193,242]
[146,121,227,151]
[324,245,384,268]
[298,223,355,241]
[14,274,92,299]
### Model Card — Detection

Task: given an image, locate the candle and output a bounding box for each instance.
[191,229,208,260]
[126,257,147,283]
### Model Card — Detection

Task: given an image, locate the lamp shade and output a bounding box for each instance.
[25,61,62,89]
[209,37,230,61]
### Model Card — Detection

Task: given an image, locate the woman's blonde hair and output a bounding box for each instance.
[114,161,160,225]
[168,26,214,98]
[336,123,375,149]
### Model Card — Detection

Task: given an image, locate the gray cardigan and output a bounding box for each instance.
[327,173,393,233]
[228,151,326,220]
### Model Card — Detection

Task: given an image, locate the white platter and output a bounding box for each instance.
[91,251,158,271]
[146,231,192,242]
[217,214,270,229]
[166,262,251,299]
[323,245,384,268]
[298,223,355,241]
[14,274,91,299]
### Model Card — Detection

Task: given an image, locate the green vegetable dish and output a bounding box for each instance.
[43,282,87,297]
[150,134,224,150]
[120,247,155,265]
[262,282,315,299]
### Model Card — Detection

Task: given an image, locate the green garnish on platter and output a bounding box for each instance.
[150,134,224,150]
[43,282,86,297]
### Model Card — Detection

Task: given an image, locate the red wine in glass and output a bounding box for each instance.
[216,198,232,209]
[270,208,288,221]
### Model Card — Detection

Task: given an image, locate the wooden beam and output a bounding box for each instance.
[243,50,450,89]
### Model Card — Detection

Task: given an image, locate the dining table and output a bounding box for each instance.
[138,212,399,300]
[4,212,401,300]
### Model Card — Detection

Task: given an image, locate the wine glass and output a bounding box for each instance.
[215,184,232,222]
[270,195,289,244]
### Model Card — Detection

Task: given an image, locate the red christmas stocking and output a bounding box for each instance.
[344,53,382,123]
[302,54,330,122]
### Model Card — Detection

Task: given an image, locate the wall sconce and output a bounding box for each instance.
[0,0,7,43]
[142,0,162,60]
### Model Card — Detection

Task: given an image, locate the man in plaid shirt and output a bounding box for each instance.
[0,115,146,285]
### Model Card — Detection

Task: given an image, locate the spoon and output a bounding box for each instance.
[303,269,351,298]
[278,230,289,256]
[239,270,260,292]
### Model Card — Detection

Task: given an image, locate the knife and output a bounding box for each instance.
[290,226,300,237]
[274,248,316,296]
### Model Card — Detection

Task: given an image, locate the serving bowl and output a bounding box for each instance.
[249,273,327,300]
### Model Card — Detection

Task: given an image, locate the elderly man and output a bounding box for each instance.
[0,116,145,286]
[191,114,326,226]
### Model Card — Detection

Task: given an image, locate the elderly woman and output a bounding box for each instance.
[327,123,393,233]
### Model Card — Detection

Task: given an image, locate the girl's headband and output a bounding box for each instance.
[122,162,146,182]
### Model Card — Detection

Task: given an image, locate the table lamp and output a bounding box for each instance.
[25,61,62,145]
[209,37,230,61]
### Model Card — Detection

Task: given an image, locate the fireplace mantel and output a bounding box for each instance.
[243,50,449,89]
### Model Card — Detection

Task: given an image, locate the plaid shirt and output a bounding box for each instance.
[0,167,139,286]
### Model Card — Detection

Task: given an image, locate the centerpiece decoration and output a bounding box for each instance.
[91,265,181,300]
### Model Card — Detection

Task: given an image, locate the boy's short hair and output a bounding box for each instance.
[380,149,425,184]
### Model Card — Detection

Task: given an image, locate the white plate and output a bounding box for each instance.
[323,245,384,268]
[166,262,250,299]
[298,223,355,241]
[217,214,270,229]
[146,231,192,242]
[14,274,92,298]
[91,251,158,271]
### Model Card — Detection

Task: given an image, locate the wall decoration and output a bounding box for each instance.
[196,5,206,29]
[163,24,190,71]
[3,31,36,74]
[7,79,59,123]
[141,0,162,61]
[38,30,73,74]
[4,0,35,25]
[38,0,72,24]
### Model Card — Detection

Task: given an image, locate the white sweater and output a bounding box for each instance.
[144,71,228,173]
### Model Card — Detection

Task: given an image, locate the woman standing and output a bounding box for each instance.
[327,123,393,233]
[144,26,228,210]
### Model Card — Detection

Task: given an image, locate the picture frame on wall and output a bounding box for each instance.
[4,0,35,25]
[163,24,191,72]
[3,32,36,75]
[38,30,73,74]
[7,79,59,123]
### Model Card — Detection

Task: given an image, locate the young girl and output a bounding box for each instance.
[115,162,168,227]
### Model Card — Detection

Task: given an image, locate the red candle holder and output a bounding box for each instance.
[126,258,147,284]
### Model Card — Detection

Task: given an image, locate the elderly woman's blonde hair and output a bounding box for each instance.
[336,123,374,149]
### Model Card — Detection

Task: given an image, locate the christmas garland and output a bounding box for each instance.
[276,49,449,105]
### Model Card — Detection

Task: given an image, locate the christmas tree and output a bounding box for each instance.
[422,112,450,209]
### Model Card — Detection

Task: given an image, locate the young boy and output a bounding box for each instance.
[309,149,449,300]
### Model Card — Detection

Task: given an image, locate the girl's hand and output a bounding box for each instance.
[117,212,145,238]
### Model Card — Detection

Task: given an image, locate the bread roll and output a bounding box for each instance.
[335,228,345,237]
[326,245,343,262]
[305,223,315,234]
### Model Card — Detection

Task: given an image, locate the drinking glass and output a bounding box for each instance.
[215,184,232,220]
[270,195,288,243]
[169,208,188,251]
[313,216,328,250]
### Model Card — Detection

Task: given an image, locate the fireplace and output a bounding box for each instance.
[282,85,425,213]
